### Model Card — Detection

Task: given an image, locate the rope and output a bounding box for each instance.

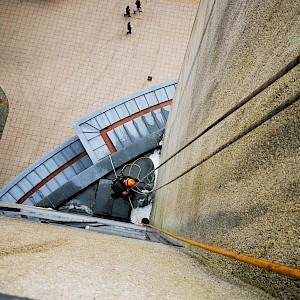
[128,196,142,225]
[121,156,156,195]
[125,58,300,281]
[108,154,118,177]
[144,223,300,280]
[127,198,300,280]
[127,190,300,281]
[141,90,300,192]
[122,163,142,179]
[139,55,300,187]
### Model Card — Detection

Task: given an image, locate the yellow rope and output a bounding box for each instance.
[122,163,142,179]
[123,158,300,280]
[128,196,142,225]
[143,223,300,280]
[121,156,156,195]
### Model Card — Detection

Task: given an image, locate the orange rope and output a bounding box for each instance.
[143,224,300,280]
[128,196,300,280]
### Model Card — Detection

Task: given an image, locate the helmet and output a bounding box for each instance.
[124,178,135,187]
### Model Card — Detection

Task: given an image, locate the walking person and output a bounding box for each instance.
[127,21,132,34]
[134,0,142,14]
[124,5,131,17]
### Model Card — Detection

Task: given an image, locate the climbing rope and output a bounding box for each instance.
[128,196,142,225]
[144,223,300,280]
[123,58,300,281]
[128,200,300,280]
[122,163,142,179]
[120,156,156,195]
[139,55,300,188]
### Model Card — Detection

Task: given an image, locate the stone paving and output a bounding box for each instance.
[0,0,199,187]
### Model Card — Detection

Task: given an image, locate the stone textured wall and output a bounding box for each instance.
[0,87,9,140]
[151,0,300,298]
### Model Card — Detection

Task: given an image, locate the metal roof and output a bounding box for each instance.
[0,136,92,205]
[0,79,177,205]
[74,79,176,163]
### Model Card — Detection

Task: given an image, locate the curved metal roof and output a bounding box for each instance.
[0,80,177,206]
[74,79,176,163]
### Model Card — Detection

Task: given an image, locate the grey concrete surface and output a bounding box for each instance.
[0,216,274,300]
[152,0,300,298]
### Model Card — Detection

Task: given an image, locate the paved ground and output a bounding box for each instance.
[0,216,274,299]
[0,0,198,187]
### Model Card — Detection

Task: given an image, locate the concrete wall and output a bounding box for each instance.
[151,0,300,298]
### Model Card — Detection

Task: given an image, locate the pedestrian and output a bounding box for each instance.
[124,5,131,17]
[127,21,132,34]
[111,173,139,199]
[134,0,142,14]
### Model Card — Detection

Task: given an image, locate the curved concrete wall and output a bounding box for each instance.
[152,0,299,298]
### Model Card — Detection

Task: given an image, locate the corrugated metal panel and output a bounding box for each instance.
[164,85,176,99]
[73,80,176,163]
[145,92,159,107]
[135,95,148,111]
[125,100,139,115]
[0,136,92,204]
[95,114,110,129]
[115,104,130,119]
[155,88,169,103]
[105,108,120,124]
